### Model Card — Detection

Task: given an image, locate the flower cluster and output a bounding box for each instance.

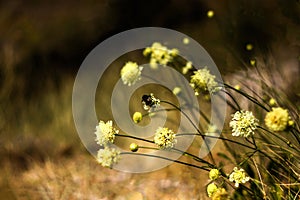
[154,127,177,149]
[190,67,219,95]
[120,61,143,86]
[207,183,218,197]
[229,110,259,137]
[95,120,119,146]
[264,107,289,131]
[229,167,250,187]
[211,188,229,200]
[142,93,160,112]
[96,146,121,168]
[143,42,179,68]
[209,168,220,180]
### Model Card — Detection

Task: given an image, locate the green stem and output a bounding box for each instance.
[257,126,300,152]
[223,83,269,112]
[160,100,216,165]
[176,133,257,150]
[117,134,154,144]
[121,152,210,171]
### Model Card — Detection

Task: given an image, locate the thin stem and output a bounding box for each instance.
[121,152,210,171]
[117,134,154,144]
[176,133,257,150]
[160,100,216,165]
[257,126,300,152]
[222,83,269,112]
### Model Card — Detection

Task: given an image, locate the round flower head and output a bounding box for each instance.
[190,67,219,95]
[143,42,178,67]
[265,107,289,131]
[142,93,160,112]
[96,147,121,168]
[229,167,250,187]
[212,188,229,200]
[120,61,143,86]
[129,143,139,152]
[132,112,143,123]
[209,169,220,180]
[95,120,119,146]
[154,127,177,149]
[207,183,218,197]
[229,110,259,137]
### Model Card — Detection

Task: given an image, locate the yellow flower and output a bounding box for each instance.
[250,59,256,66]
[207,10,214,18]
[229,167,250,187]
[129,143,139,152]
[212,188,230,200]
[229,110,259,137]
[154,127,177,149]
[207,183,218,197]
[143,42,179,67]
[120,61,143,86]
[234,85,241,90]
[209,169,220,180]
[269,98,277,106]
[190,67,219,95]
[133,112,143,123]
[95,120,119,146]
[183,37,190,44]
[97,147,121,168]
[246,43,253,51]
[172,87,181,95]
[265,107,289,131]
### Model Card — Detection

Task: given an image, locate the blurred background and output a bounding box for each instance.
[0,0,299,199]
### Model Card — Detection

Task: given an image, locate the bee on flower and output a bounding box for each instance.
[142,93,160,112]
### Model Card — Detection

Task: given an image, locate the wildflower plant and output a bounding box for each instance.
[85,35,300,199]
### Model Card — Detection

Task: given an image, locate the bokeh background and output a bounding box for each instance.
[1,0,299,199]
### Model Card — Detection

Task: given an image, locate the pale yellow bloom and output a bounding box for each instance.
[183,37,190,44]
[133,112,143,123]
[212,188,230,200]
[209,169,220,180]
[246,43,253,51]
[250,59,256,66]
[190,67,219,95]
[207,10,214,18]
[120,61,143,86]
[269,98,277,106]
[265,107,289,131]
[172,87,181,95]
[229,167,250,187]
[129,143,138,152]
[229,110,259,137]
[143,42,179,67]
[234,85,241,90]
[154,127,177,149]
[95,120,119,146]
[96,147,121,168]
[207,183,218,197]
